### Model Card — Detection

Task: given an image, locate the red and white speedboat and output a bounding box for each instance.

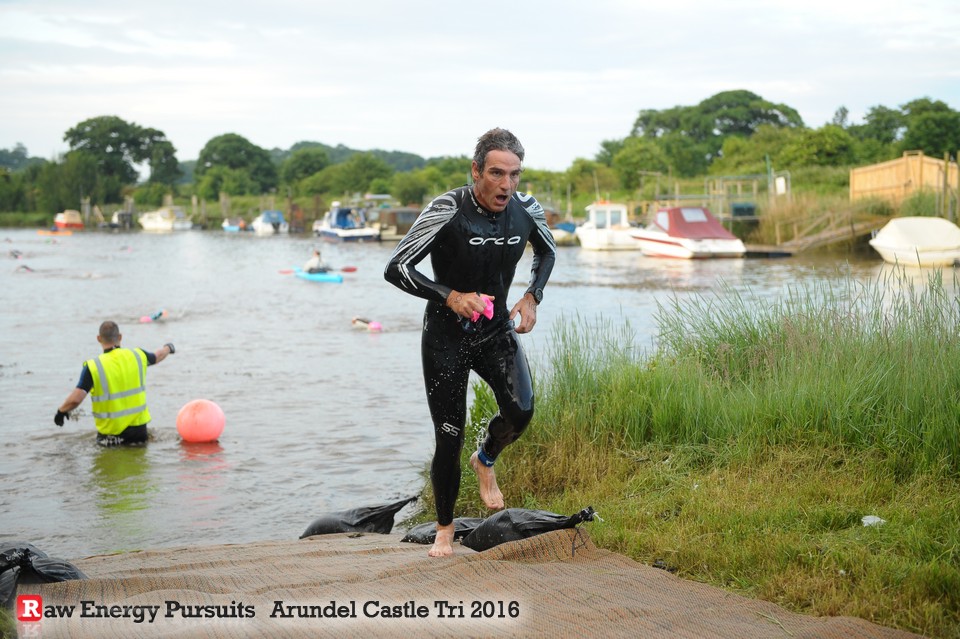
[630,207,745,258]
[53,210,84,230]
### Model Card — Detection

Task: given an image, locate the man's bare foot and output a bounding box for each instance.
[428,524,455,557]
[470,451,505,510]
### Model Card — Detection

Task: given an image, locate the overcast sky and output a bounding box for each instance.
[1,0,958,172]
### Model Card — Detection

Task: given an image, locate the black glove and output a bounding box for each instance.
[54,410,68,427]
[165,342,176,354]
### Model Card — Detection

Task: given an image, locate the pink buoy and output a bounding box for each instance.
[368,321,382,332]
[176,399,225,443]
[139,316,152,323]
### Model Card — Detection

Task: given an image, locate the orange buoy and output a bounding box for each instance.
[176,399,225,443]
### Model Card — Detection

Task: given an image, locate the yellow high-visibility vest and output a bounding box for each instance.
[86,348,151,435]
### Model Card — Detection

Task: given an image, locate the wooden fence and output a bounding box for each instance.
[850,151,958,204]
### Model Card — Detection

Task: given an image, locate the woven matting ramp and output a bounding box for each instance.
[24,529,920,638]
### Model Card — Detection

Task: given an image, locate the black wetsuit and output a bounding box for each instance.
[384,185,556,526]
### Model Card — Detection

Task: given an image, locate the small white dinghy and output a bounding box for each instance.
[868,216,960,267]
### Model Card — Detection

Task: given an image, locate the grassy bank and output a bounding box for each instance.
[419,267,960,638]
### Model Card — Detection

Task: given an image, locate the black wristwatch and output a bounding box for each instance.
[531,288,543,304]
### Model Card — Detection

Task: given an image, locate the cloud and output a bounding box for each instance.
[1,0,958,171]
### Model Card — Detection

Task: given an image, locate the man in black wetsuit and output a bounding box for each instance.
[384,128,556,556]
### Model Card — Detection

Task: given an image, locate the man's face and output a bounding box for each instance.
[471,149,522,213]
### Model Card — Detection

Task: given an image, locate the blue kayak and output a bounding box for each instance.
[294,268,343,283]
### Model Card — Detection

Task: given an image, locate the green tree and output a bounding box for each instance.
[139,129,182,185]
[280,147,330,186]
[196,134,278,194]
[695,90,804,137]
[424,156,472,188]
[35,152,103,212]
[0,168,27,211]
[631,90,804,169]
[565,158,618,199]
[898,98,960,157]
[63,116,180,193]
[595,139,625,166]
[611,138,670,189]
[337,152,394,193]
[196,165,260,200]
[133,182,174,208]
[301,164,343,196]
[657,132,710,177]
[861,105,905,144]
[710,125,800,174]
[779,125,856,167]
[391,171,431,206]
[0,143,45,172]
[831,106,850,128]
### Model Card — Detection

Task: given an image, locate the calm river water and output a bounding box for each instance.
[0,226,915,559]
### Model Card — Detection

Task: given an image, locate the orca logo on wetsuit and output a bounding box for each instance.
[469,236,523,246]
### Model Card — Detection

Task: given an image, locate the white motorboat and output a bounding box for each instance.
[313,204,380,242]
[869,216,960,267]
[629,207,745,258]
[138,206,193,231]
[574,201,640,250]
[550,222,579,246]
[251,210,289,235]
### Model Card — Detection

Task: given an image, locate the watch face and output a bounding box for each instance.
[533,288,543,303]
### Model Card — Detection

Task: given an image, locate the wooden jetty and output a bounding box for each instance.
[742,211,887,258]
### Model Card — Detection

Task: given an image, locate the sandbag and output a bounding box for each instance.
[300,496,418,538]
[400,517,485,544]
[0,543,87,609]
[0,565,20,609]
[461,507,596,552]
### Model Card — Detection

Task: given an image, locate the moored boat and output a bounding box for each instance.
[544,209,578,246]
[222,217,246,232]
[629,206,745,258]
[251,210,288,235]
[868,216,960,267]
[550,221,579,246]
[574,201,640,250]
[54,210,84,230]
[313,203,380,242]
[374,207,420,242]
[139,206,193,231]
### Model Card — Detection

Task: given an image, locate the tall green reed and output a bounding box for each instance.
[526,267,960,475]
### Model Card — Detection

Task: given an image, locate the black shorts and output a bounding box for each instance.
[97,424,148,446]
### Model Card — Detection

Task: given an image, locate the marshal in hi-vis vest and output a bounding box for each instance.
[86,348,151,435]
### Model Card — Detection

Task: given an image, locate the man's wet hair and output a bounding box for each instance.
[474,128,524,173]
[99,321,121,343]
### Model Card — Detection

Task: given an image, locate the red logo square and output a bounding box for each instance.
[16,595,43,622]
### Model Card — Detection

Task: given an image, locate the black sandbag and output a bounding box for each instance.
[0,543,87,610]
[0,542,48,572]
[300,495,418,538]
[0,565,21,609]
[461,506,596,552]
[400,517,486,544]
[25,557,87,583]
